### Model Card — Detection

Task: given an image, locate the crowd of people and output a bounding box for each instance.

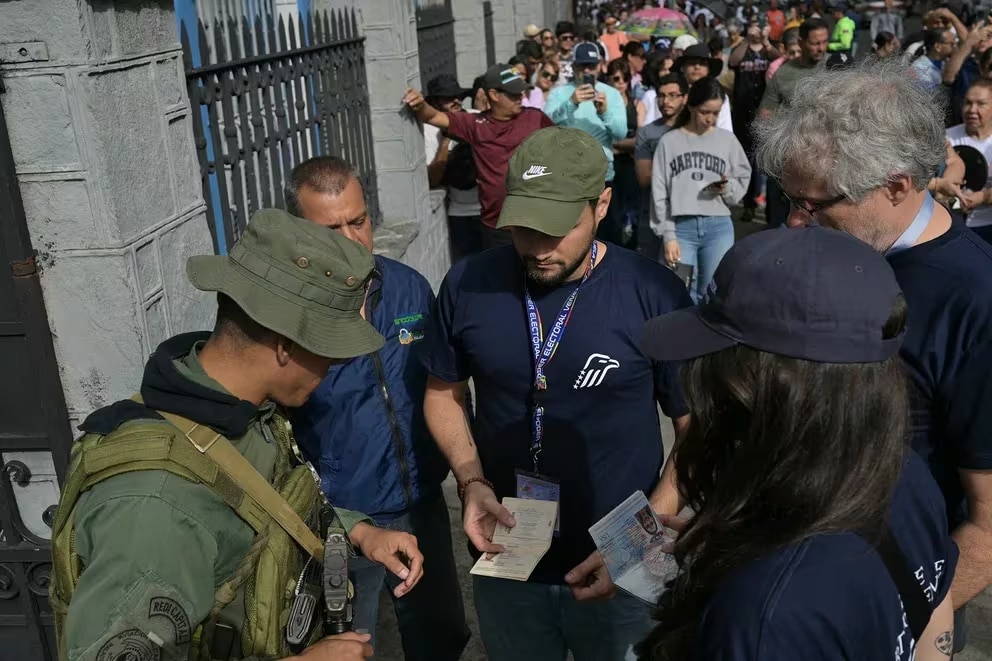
[47,2,992,661]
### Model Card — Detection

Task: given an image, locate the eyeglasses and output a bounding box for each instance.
[559,34,575,41]
[611,76,628,83]
[541,70,559,81]
[779,185,846,218]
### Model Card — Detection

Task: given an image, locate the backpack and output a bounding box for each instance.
[443,140,479,191]
[50,403,326,660]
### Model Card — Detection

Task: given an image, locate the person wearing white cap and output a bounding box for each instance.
[672,34,699,58]
[524,23,542,40]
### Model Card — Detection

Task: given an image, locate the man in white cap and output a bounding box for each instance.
[524,24,542,40]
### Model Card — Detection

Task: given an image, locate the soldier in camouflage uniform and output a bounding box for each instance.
[50,209,424,661]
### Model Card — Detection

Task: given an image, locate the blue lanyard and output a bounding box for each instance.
[887,192,933,256]
[525,241,599,472]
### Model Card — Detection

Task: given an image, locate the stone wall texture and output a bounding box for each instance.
[0,0,214,429]
[3,0,562,434]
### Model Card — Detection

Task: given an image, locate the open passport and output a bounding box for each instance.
[589,490,679,603]
[469,498,558,581]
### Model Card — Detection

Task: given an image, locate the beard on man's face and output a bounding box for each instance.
[522,241,592,288]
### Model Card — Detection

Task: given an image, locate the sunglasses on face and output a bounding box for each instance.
[559,34,575,41]
[541,70,559,81]
[611,75,628,83]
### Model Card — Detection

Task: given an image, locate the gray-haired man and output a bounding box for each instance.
[754,57,992,653]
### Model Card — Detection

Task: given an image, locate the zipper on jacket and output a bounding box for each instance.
[371,351,415,507]
[367,271,415,508]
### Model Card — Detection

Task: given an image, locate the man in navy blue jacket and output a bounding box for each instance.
[286,157,468,660]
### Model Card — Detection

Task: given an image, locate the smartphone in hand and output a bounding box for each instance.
[704,179,727,192]
[581,73,596,87]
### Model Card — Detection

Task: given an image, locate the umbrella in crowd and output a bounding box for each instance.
[618,7,698,39]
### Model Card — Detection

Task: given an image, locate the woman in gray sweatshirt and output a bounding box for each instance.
[650,77,751,302]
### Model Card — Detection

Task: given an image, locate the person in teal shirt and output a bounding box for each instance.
[828,1,856,54]
[544,42,628,184]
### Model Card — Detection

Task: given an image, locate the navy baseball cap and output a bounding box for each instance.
[573,42,602,66]
[642,227,905,364]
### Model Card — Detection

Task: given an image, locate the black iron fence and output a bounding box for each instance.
[181,8,379,253]
[483,1,496,68]
[416,0,458,88]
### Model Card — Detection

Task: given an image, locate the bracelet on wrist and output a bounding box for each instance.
[457,476,494,501]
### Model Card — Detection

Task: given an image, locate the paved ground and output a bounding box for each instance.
[372,216,992,660]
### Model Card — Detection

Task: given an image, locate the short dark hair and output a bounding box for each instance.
[213,293,276,349]
[471,75,487,97]
[924,27,948,51]
[555,20,575,36]
[656,72,689,95]
[799,17,829,39]
[621,41,646,58]
[285,156,357,217]
[517,39,543,60]
[968,77,992,95]
[643,50,673,89]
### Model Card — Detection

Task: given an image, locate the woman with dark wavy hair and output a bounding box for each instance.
[637,227,956,660]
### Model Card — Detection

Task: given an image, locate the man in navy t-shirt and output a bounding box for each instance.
[753,59,992,652]
[420,127,691,661]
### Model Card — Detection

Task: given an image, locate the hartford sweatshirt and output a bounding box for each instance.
[650,127,751,242]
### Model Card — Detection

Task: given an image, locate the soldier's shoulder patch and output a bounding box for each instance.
[95,628,161,661]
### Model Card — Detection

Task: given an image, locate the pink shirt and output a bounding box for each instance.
[522,87,546,110]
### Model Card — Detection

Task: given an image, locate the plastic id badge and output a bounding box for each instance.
[515,470,560,536]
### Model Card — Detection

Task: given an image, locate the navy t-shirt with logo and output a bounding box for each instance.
[420,244,692,583]
[696,452,957,660]
[886,226,992,530]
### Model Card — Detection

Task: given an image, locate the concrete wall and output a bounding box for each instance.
[0,0,214,429]
[320,0,451,291]
[453,0,488,84]
[489,0,518,62]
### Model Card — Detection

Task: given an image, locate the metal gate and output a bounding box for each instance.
[181,8,380,254]
[416,0,458,87]
[483,1,496,68]
[0,90,73,661]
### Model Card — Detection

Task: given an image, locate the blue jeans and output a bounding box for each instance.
[673,215,735,303]
[349,493,469,661]
[473,576,653,661]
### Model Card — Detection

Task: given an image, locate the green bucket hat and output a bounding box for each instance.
[187,209,384,359]
[496,126,608,237]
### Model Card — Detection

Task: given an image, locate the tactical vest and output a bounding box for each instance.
[49,404,325,660]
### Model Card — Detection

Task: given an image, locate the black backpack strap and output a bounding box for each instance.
[873,522,931,641]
